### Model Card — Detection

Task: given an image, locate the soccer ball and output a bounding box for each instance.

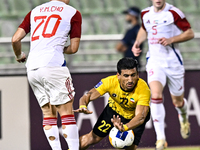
[109,127,134,149]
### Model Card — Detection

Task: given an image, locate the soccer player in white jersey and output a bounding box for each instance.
[132,0,194,150]
[12,0,82,149]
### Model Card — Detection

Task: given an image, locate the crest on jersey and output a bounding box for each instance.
[130,98,135,103]
[95,81,103,88]
[153,20,158,24]
[123,93,129,96]
[112,93,117,97]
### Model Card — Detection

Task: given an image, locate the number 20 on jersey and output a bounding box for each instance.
[31,14,61,41]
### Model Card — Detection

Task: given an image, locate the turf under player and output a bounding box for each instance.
[74,57,151,150]
[12,0,82,149]
[132,0,194,149]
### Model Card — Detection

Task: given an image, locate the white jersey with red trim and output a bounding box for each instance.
[19,1,82,72]
[141,3,191,68]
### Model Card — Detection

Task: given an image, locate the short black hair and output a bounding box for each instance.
[117,57,139,74]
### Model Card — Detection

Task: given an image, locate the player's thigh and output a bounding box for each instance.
[146,64,166,98]
[41,102,57,118]
[167,66,185,97]
[149,81,164,98]
[146,63,167,87]
[43,67,75,106]
[55,98,74,116]
[27,69,49,107]
[93,105,115,138]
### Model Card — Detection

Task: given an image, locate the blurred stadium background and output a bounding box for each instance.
[0,0,200,74]
[0,0,200,150]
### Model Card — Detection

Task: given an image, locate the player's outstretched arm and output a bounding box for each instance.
[132,27,147,56]
[112,105,149,132]
[126,105,149,130]
[111,115,125,132]
[63,37,80,54]
[12,28,27,63]
[73,88,101,114]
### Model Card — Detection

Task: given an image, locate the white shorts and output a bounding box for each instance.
[146,62,185,96]
[27,67,75,107]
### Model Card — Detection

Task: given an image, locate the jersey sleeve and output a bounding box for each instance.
[19,11,31,34]
[141,9,149,31]
[94,78,110,96]
[70,10,82,39]
[169,8,191,31]
[137,87,150,106]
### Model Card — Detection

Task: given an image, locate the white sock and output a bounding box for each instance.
[175,98,188,123]
[61,115,79,150]
[43,118,62,150]
[151,98,166,141]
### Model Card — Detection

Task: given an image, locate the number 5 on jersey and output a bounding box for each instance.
[152,25,157,35]
[32,14,62,41]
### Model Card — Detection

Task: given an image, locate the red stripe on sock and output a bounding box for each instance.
[43,117,57,127]
[61,115,75,119]
[43,117,57,120]
[62,122,77,125]
[151,98,163,104]
[151,98,163,100]
[61,115,76,125]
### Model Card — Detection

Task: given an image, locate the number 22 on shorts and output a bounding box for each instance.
[32,14,62,41]
[98,120,111,133]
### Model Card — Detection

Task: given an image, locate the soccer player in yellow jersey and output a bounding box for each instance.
[74,58,151,150]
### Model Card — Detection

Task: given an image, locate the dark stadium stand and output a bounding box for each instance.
[0,0,199,34]
[8,0,31,17]
[31,0,48,8]
[174,0,199,12]
[126,0,151,9]
[0,0,9,17]
[104,0,127,13]
[93,14,119,34]
[79,0,104,14]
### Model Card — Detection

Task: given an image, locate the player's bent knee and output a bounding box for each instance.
[41,103,50,109]
[151,93,162,99]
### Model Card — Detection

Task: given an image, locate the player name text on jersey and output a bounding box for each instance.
[40,6,64,13]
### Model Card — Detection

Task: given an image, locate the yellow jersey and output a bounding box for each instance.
[95,75,150,119]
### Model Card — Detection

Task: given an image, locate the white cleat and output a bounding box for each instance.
[155,139,168,150]
[180,120,190,139]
